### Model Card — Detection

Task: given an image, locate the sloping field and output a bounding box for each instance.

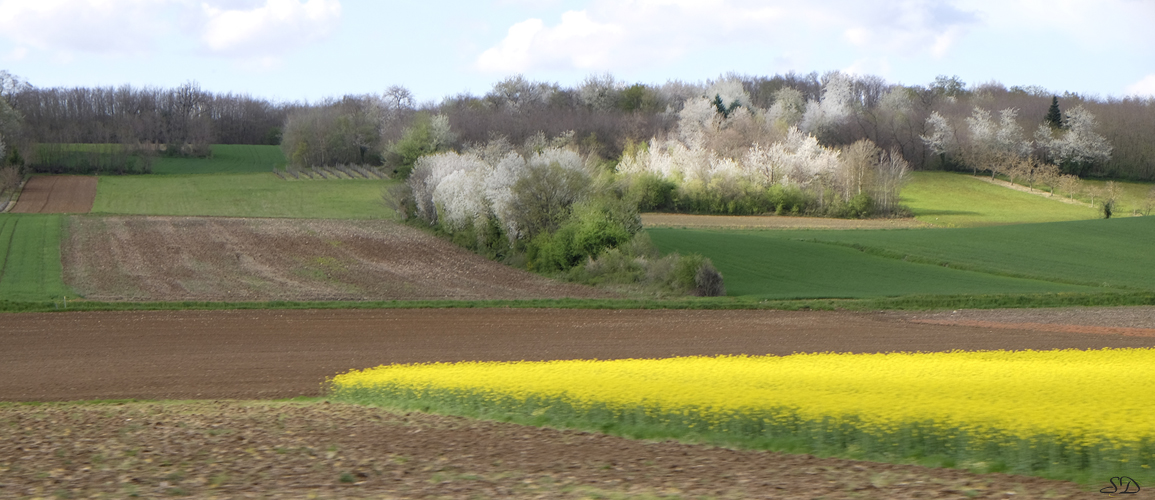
[903,171,1098,227]
[0,214,73,300]
[63,216,609,301]
[9,175,97,214]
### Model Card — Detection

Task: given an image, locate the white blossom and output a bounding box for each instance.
[921,111,955,156]
[800,73,852,134]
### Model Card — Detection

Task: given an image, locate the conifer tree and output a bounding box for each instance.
[1045,96,1063,128]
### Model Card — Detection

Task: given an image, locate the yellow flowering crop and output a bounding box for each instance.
[331,348,1154,477]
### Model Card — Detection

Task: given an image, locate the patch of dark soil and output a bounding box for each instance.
[0,401,1094,499]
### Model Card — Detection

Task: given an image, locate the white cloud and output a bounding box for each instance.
[0,0,341,60]
[200,0,342,57]
[476,11,625,72]
[475,0,978,74]
[0,0,168,55]
[1126,74,1155,98]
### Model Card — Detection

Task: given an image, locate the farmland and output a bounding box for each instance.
[3,144,1155,498]
[0,214,73,300]
[646,227,1109,299]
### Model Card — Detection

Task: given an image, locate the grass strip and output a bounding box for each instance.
[2,291,1153,314]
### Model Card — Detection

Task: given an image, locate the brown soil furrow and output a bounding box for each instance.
[10,175,97,213]
[4,308,1155,403]
[0,401,1095,499]
[911,319,1155,337]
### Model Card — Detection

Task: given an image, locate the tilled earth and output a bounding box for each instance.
[8,176,97,214]
[4,306,1151,498]
[0,401,1095,500]
[63,216,611,301]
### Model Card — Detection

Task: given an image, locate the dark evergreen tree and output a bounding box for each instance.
[1045,96,1063,128]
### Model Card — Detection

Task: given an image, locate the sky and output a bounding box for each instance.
[0,0,1152,104]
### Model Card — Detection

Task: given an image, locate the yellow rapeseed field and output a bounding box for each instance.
[331,348,1154,478]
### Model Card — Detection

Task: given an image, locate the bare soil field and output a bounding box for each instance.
[63,216,610,301]
[4,308,1154,402]
[641,213,928,229]
[2,307,1148,498]
[0,401,1095,500]
[9,175,97,214]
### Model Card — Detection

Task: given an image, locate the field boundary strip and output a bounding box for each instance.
[0,216,19,287]
[911,319,1155,337]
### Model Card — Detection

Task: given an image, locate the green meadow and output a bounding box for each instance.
[0,214,73,301]
[902,171,1099,227]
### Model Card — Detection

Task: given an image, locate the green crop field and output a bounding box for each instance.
[0,214,74,300]
[647,227,1105,299]
[151,144,287,175]
[755,216,1155,290]
[902,171,1099,227]
[91,173,396,219]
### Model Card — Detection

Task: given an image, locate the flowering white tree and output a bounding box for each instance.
[678,97,722,148]
[577,73,622,111]
[964,106,1026,177]
[921,111,957,165]
[1035,105,1112,173]
[408,143,591,241]
[801,72,853,136]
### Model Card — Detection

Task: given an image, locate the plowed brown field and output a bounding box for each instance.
[3,307,1147,498]
[63,216,611,301]
[5,308,1154,402]
[9,175,97,213]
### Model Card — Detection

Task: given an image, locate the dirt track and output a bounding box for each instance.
[9,175,97,213]
[4,308,1155,402]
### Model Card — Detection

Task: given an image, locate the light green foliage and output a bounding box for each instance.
[387,113,440,179]
[903,172,1097,227]
[0,214,74,300]
[647,228,1104,299]
[92,173,395,219]
[151,145,287,175]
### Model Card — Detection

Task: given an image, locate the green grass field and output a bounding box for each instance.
[648,227,1105,299]
[151,145,287,175]
[759,216,1155,290]
[0,214,74,300]
[91,173,396,219]
[902,172,1099,227]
